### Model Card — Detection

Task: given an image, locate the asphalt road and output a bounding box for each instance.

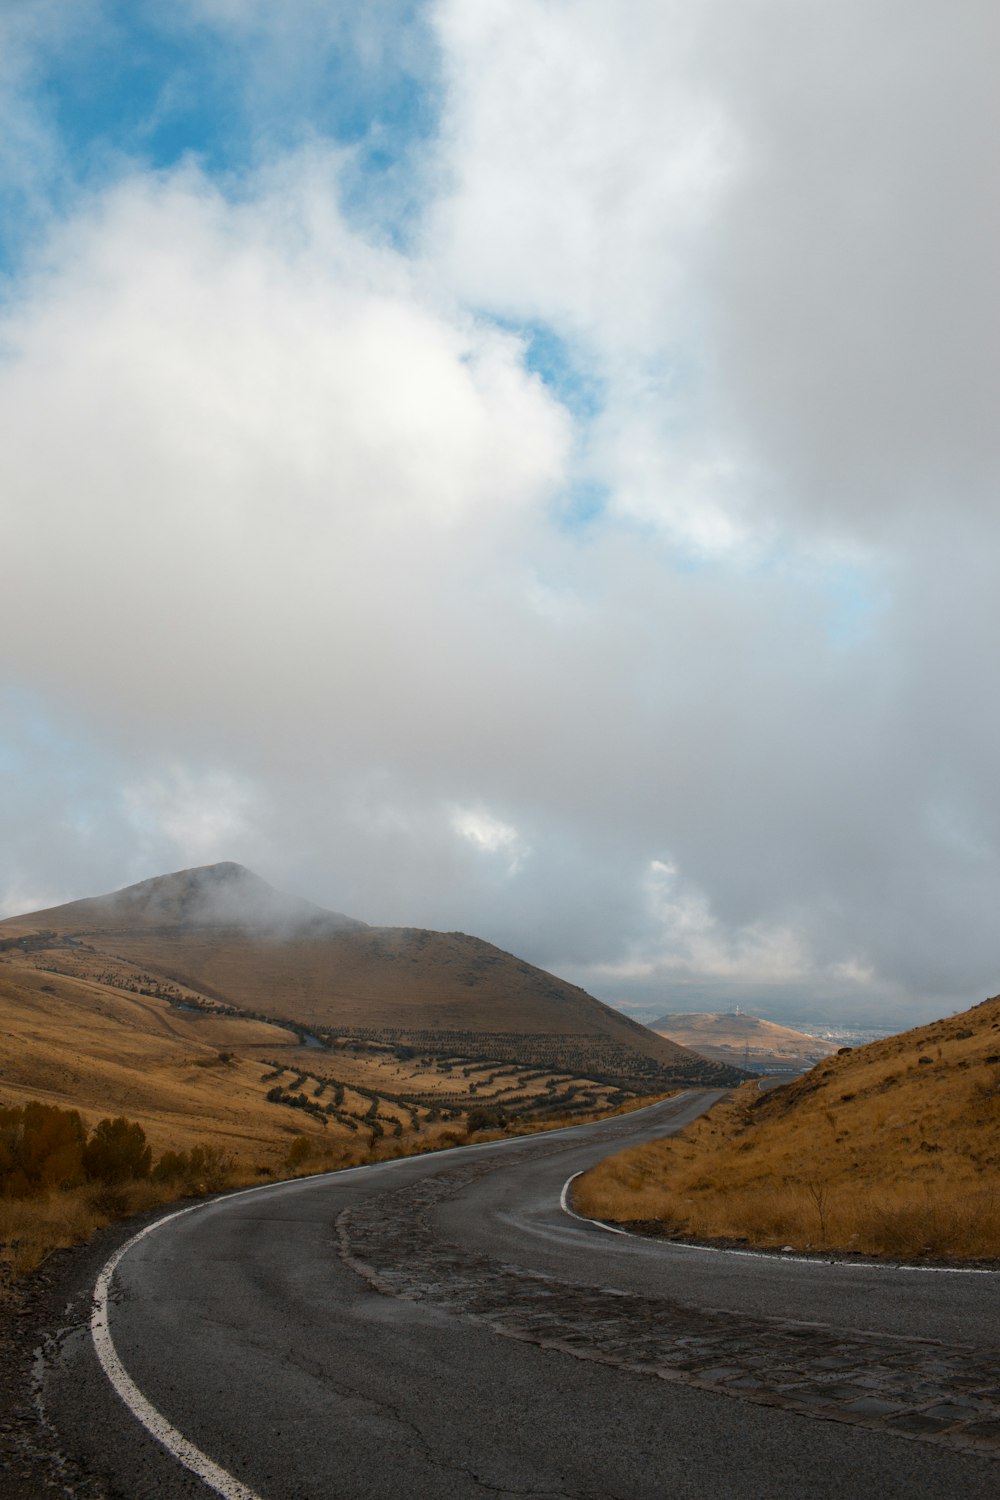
[41,1090,1000,1499]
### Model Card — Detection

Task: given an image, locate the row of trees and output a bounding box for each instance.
[0,1102,229,1198]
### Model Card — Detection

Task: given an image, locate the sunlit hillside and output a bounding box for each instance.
[0,939,690,1286]
[652,1011,836,1070]
[576,993,1000,1260]
[0,955,651,1163]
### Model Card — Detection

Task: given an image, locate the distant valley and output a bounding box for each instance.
[652,1010,837,1073]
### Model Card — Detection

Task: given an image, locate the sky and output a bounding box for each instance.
[1,1,998,1028]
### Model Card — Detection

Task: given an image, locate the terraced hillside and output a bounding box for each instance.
[0,954,643,1169]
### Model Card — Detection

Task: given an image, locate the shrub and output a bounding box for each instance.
[285,1136,313,1169]
[150,1143,234,1192]
[84,1117,152,1184]
[151,1150,189,1183]
[0,1103,87,1196]
[186,1144,235,1191]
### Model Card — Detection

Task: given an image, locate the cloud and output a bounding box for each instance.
[1,4,999,1029]
[451,805,529,873]
[123,765,259,864]
[0,156,570,751]
[429,0,1000,544]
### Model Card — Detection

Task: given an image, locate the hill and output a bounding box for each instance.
[651,1010,836,1071]
[575,991,1000,1260]
[0,863,741,1092]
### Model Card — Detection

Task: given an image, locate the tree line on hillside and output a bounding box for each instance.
[325,1026,735,1087]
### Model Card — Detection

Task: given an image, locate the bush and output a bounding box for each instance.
[186,1144,234,1191]
[285,1136,313,1169]
[151,1143,234,1192]
[84,1117,152,1184]
[0,1103,87,1196]
[151,1150,189,1183]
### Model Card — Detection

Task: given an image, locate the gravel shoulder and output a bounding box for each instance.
[0,1199,206,1499]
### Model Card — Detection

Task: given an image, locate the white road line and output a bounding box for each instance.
[558,1171,999,1275]
[92,1204,265,1500]
[559,1170,629,1234]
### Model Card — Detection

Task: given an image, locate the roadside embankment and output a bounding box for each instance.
[574,994,1000,1261]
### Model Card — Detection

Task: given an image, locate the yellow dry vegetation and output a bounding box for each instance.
[0,1170,256,1281]
[0,945,672,1285]
[576,995,1000,1260]
[0,961,328,1162]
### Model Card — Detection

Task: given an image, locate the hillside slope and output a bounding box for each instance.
[0,959,316,1161]
[0,950,654,1173]
[576,992,1000,1259]
[0,864,740,1088]
[652,1011,836,1069]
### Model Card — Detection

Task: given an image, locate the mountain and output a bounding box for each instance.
[0,864,742,1089]
[651,1010,837,1070]
[2,861,365,939]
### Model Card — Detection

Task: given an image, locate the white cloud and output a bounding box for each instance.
[428,0,738,354]
[0,158,570,750]
[429,0,1000,548]
[587,856,813,987]
[451,805,528,873]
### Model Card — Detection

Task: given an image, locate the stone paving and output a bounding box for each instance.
[337,1161,1000,1457]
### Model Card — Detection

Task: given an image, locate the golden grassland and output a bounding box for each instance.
[0,957,626,1156]
[576,994,1000,1261]
[0,951,675,1287]
[0,961,323,1162]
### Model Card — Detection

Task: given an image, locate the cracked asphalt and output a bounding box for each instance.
[28,1091,1000,1498]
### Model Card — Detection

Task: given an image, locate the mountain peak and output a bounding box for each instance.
[2,863,366,937]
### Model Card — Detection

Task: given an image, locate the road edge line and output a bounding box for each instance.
[91,1205,266,1500]
[559,1170,629,1234]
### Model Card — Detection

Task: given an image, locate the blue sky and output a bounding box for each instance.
[1,3,439,271]
[1,1,998,1028]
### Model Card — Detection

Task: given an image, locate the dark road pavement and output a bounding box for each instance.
[41,1091,1000,1499]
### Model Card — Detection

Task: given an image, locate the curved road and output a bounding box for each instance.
[43,1091,1000,1499]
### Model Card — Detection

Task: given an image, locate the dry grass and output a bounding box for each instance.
[576,994,1000,1261]
[0,956,646,1154]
